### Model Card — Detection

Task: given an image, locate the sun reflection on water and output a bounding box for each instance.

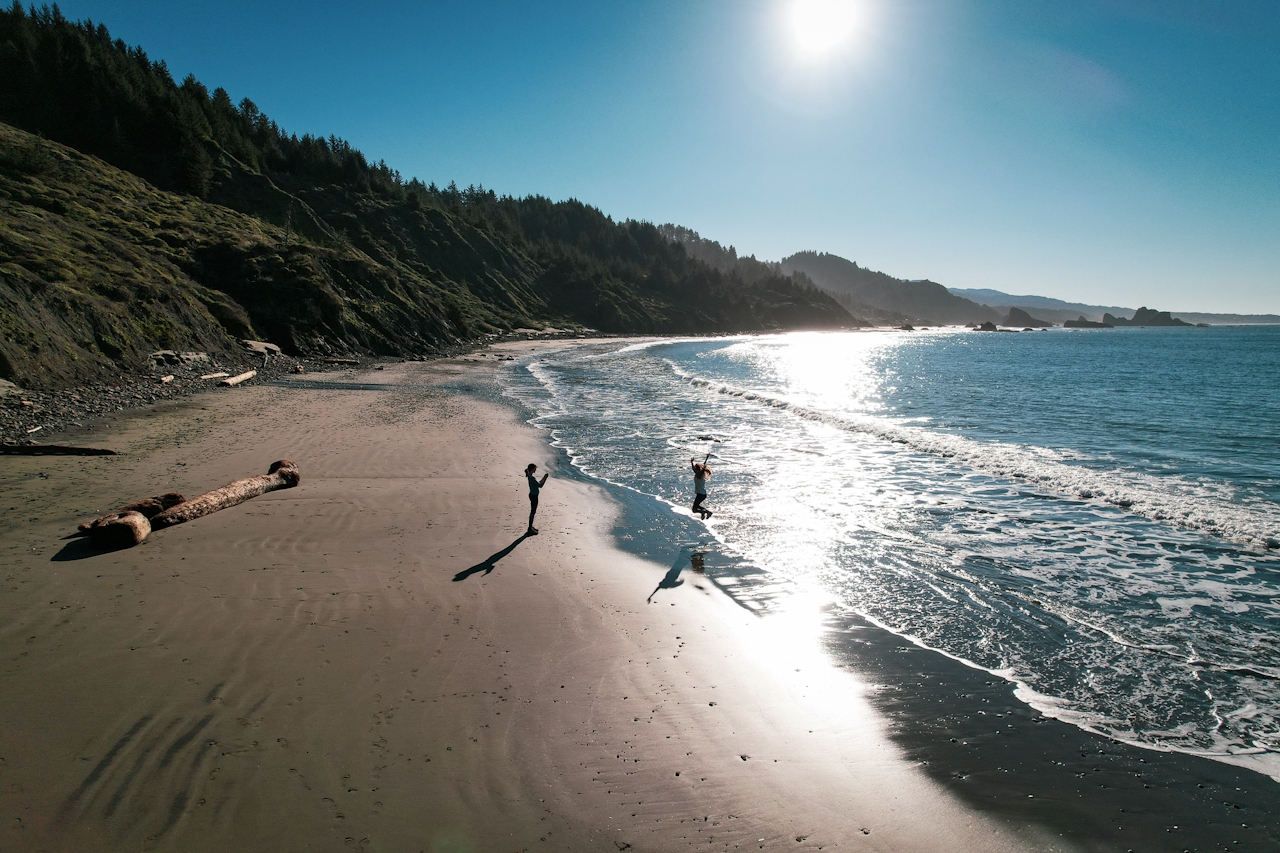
[504,329,1280,774]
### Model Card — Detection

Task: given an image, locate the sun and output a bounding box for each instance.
[787,0,862,59]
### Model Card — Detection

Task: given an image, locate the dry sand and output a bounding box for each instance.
[0,350,1180,852]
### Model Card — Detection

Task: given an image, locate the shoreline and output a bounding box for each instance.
[499,336,1280,848]
[0,350,1041,851]
[0,346,1275,851]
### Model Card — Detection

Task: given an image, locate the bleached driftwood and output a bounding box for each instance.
[78,461,299,547]
[78,492,186,547]
[200,372,230,380]
[151,460,299,529]
[83,511,151,548]
[219,370,256,387]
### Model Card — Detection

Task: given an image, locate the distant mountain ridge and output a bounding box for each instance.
[779,252,1001,326]
[655,230,1008,326]
[950,288,1279,326]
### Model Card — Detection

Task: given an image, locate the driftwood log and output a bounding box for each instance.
[151,460,299,529]
[78,492,186,547]
[79,461,299,547]
[1,445,117,456]
[81,511,151,548]
[220,370,257,387]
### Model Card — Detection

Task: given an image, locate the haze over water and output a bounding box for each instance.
[503,326,1280,778]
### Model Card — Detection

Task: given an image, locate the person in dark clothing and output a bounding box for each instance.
[525,463,549,535]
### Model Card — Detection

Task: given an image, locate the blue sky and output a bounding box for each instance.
[55,1,1280,312]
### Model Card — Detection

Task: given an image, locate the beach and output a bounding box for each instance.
[1,343,1275,852]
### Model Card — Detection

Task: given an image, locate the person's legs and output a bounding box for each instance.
[692,493,707,518]
[527,494,539,533]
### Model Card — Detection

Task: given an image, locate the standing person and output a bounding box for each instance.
[691,455,712,520]
[525,463,549,535]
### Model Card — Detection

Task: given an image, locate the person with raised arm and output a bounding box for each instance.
[690,453,712,520]
[525,463,549,535]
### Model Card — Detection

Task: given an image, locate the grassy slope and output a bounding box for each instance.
[0,123,553,388]
[1,122,853,389]
[1,124,256,386]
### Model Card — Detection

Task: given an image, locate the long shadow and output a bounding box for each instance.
[647,546,707,603]
[52,535,135,561]
[452,534,528,582]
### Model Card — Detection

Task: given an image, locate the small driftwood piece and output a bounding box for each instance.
[220,370,256,387]
[201,372,230,380]
[78,461,299,548]
[324,357,360,365]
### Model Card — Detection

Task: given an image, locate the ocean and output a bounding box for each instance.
[499,326,1280,779]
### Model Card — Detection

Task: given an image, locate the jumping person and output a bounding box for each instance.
[690,455,712,520]
[525,463,549,535]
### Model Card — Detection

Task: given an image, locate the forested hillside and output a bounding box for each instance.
[783,251,1000,325]
[661,226,915,325]
[657,226,1001,327]
[0,4,852,388]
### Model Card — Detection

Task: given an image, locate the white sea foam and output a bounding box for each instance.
[500,337,1280,780]
[1010,681,1280,782]
[667,362,1279,549]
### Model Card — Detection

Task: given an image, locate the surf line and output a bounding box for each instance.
[662,361,1278,549]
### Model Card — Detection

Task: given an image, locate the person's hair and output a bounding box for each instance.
[526,463,537,473]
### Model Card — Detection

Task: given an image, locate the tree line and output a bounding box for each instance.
[0,3,850,335]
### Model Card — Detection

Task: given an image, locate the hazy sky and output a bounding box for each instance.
[56,1,1280,312]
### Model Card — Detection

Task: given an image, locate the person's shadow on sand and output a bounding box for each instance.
[453,534,528,582]
[648,546,707,603]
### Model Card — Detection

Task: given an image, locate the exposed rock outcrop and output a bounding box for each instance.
[1102,308,1193,327]
[1064,316,1114,329]
[1003,307,1053,328]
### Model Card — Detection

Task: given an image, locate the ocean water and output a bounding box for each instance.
[499,326,1280,778]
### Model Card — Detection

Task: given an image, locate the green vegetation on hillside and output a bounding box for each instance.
[782,251,1000,326]
[0,4,852,387]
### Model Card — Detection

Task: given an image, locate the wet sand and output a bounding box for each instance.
[1,349,1272,851]
[825,614,1280,852]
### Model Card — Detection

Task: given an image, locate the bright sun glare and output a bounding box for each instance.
[788,0,862,58]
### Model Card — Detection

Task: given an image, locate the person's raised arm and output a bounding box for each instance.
[539,473,549,486]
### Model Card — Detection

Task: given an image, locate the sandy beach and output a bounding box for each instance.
[1,345,1275,852]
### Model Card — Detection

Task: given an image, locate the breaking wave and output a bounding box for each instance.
[668,361,1278,549]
